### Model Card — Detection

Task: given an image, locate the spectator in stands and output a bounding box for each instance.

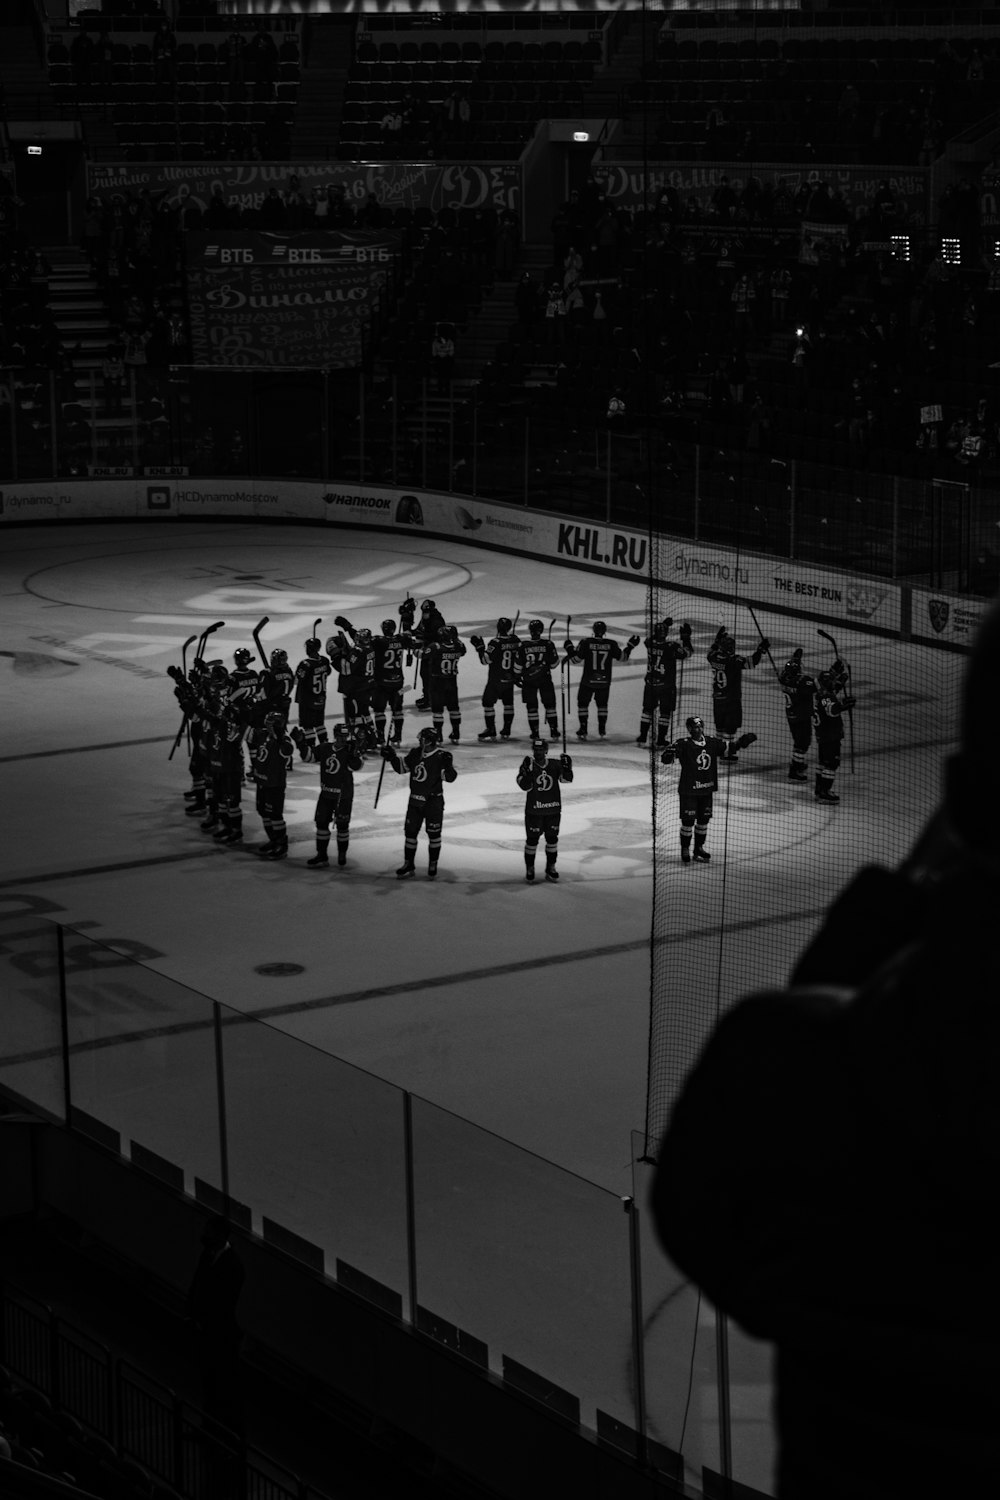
[431,323,455,393]
[152,18,177,86]
[259,187,285,231]
[380,106,403,157]
[186,1216,246,1438]
[563,245,583,290]
[544,282,566,347]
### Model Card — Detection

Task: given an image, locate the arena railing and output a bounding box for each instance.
[0,919,767,1498]
[2,366,996,597]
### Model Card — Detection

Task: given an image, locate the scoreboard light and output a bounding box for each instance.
[573,131,590,142]
[26,145,42,155]
[941,237,961,264]
[889,234,910,262]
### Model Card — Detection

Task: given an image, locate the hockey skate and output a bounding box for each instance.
[545,864,560,882]
[428,860,438,879]
[448,731,460,744]
[307,854,329,868]
[499,727,512,739]
[576,729,588,740]
[788,765,809,782]
[524,865,536,882]
[396,861,416,879]
[477,729,497,741]
[815,784,840,804]
[681,846,692,864]
[693,845,711,862]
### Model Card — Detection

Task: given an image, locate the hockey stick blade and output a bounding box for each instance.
[252,616,270,667]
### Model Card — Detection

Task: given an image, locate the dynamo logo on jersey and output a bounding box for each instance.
[696,748,712,772]
[412,760,428,783]
[534,769,553,791]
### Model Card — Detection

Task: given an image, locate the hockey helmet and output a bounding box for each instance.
[532,738,549,758]
[592,621,607,637]
[686,716,706,737]
[304,638,320,657]
[333,723,350,741]
[817,669,837,691]
[264,711,284,732]
[421,599,436,613]
[209,660,229,682]
[381,619,396,636]
[651,621,666,640]
[497,617,513,636]
[234,648,253,668]
[418,726,438,747]
[528,619,545,638]
[355,628,373,647]
[270,648,288,667]
[718,633,736,657]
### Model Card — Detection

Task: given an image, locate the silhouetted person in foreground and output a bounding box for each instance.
[652,598,1000,1498]
[187,1216,245,1440]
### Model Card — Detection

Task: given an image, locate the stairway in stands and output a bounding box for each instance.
[44,245,130,458]
[290,17,354,161]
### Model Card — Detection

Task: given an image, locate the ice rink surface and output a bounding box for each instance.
[1,521,962,1193]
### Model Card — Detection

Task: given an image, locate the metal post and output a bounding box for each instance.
[129,367,139,471]
[789,458,797,560]
[211,1003,230,1204]
[693,442,701,541]
[354,370,363,484]
[56,925,72,1123]
[523,415,530,506]
[622,1197,648,1462]
[472,398,478,496]
[49,369,59,479]
[402,1093,419,1326]
[89,370,98,468]
[891,473,899,579]
[320,370,330,484]
[716,1309,733,1482]
[447,381,454,492]
[391,373,398,485]
[421,377,427,490]
[606,431,612,524]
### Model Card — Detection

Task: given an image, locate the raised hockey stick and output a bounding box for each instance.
[195,620,224,661]
[747,604,780,679]
[818,627,855,773]
[252,616,270,668]
[312,617,322,639]
[560,654,569,756]
[671,649,686,746]
[180,634,197,678]
[512,610,520,634]
[373,748,391,809]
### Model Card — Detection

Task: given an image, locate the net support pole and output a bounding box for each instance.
[623,1195,648,1462]
[694,442,701,541]
[789,459,797,559]
[891,474,899,579]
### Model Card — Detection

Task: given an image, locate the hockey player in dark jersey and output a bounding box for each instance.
[706,627,767,760]
[294,722,366,867]
[515,619,561,742]
[660,716,757,863]
[293,636,332,750]
[328,620,376,737]
[778,648,818,782]
[516,738,574,882]
[228,647,259,709]
[371,619,409,745]
[260,648,295,722]
[637,618,694,746]
[210,698,248,846]
[168,659,208,815]
[425,624,467,743]
[245,710,295,859]
[412,598,446,711]
[470,617,520,741]
[565,621,640,739]
[380,726,458,879]
[812,666,855,804]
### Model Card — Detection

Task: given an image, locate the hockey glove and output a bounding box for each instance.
[333,615,353,633]
[792,647,804,661]
[520,757,533,774]
[714,625,729,643]
[626,634,641,648]
[842,696,856,711]
[380,745,396,759]
[736,732,758,750]
[660,746,676,765]
[758,637,770,653]
[679,621,692,640]
[560,754,572,769]
[663,617,674,632]
[564,639,574,653]
[469,634,484,651]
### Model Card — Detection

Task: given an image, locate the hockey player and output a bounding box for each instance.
[516,738,573,882]
[196,661,231,833]
[228,647,259,709]
[706,626,768,760]
[778,647,818,782]
[425,624,467,743]
[371,618,408,745]
[637,618,694,746]
[515,619,560,743]
[380,726,457,879]
[327,620,376,736]
[565,621,640,739]
[412,598,446,711]
[812,666,855,804]
[245,709,295,859]
[293,636,332,750]
[261,648,294,721]
[660,716,757,863]
[470,616,520,741]
[294,722,366,867]
[167,660,207,814]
